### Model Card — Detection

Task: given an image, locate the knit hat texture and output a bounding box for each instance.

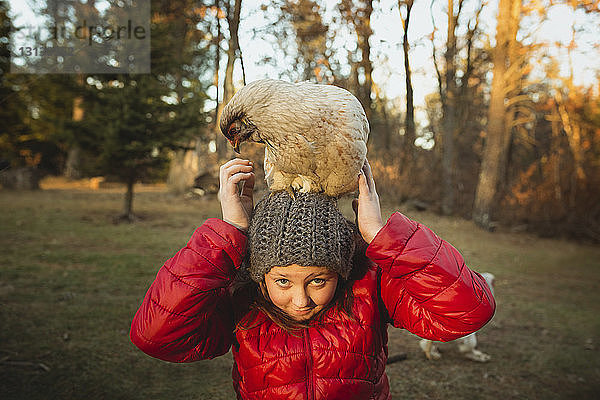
[248,191,356,282]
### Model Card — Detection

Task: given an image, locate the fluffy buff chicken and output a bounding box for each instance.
[219,79,369,197]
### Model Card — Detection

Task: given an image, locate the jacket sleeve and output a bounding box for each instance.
[366,212,495,342]
[130,218,247,362]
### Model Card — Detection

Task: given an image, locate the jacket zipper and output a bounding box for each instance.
[303,328,315,400]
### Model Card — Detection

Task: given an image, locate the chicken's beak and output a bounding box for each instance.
[231,138,241,154]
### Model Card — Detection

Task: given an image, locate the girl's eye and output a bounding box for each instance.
[275,278,290,287]
[311,278,326,286]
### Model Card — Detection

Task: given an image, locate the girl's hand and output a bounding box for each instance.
[218,158,255,232]
[352,159,384,244]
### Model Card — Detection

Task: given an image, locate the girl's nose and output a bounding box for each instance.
[291,288,311,308]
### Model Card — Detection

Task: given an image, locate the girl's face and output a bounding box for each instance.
[264,264,339,321]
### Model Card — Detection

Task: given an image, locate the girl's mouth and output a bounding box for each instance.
[291,308,313,317]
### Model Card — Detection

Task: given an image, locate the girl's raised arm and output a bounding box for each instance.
[354,159,495,341]
[130,218,247,362]
[367,213,495,341]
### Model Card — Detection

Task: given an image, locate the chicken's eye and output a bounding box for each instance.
[227,125,239,137]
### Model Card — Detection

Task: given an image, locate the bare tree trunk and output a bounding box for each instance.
[399,0,415,159]
[340,0,374,120]
[473,0,522,229]
[64,146,81,179]
[380,95,392,150]
[166,3,202,194]
[65,75,85,179]
[119,177,135,223]
[548,109,563,204]
[359,0,373,119]
[215,0,242,161]
[555,94,584,211]
[223,0,242,103]
[441,0,459,215]
[455,1,484,131]
[348,0,373,120]
[496,0,522,197]
[213,0,228,162]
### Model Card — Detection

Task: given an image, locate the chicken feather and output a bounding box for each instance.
[220,79,369,197]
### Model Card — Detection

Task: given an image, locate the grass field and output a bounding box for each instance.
[1,181,599,399]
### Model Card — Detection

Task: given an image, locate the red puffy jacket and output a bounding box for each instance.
[130,213,495,399]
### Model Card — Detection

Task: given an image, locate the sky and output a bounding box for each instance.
[8,0,600,110]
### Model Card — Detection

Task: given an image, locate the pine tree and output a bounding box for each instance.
[0,0,27,167]
[78,0,211,221]
[81,74,191,221]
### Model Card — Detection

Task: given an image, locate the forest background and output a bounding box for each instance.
[1,0,599,241]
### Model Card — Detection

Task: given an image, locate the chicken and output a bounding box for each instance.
[419,273,495,362]
[219,79,369,197]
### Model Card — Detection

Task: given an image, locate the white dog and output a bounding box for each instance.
[419,272,495,363]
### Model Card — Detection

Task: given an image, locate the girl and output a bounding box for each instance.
[130,158,495,400]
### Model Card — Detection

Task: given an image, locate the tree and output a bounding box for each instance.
[281,0,329,81]
[339,0,374,120]
[429,0,462,215]
[223,0,243,106]
[258,0,334,84]
[79,0,210,220]
[428,0,491,215]
[82,75,191,221]
[151,0,214,192]
[398,0,415,162]
[0,0,29,167]
[473,0,522,228]
[441,0,459,215]
[0,0,79,177]
[63,0,101,179]
[215,0,242,162]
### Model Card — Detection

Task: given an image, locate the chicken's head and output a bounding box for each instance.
[219,112,257,154]
[220,79,283,153]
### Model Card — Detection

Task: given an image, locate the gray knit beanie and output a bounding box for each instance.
[248,191,356,282]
